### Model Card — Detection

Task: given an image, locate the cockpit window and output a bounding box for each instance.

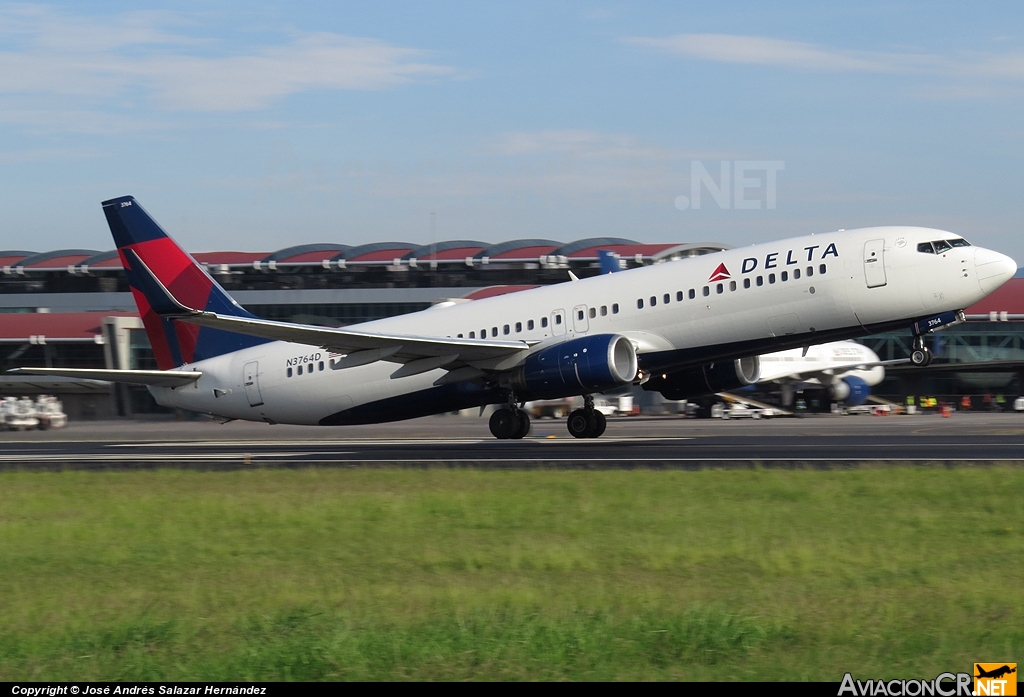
[948,238,971,247]
[917,242,935,254]
[933,240,952,253]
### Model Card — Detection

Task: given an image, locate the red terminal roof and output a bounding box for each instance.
[192,252,268,265]
[487,245,560,260]
[965,278,1024,315]
[562,243,679,258]
[346,248,416,262]
[462,285,539,300]
[0,312,136,341]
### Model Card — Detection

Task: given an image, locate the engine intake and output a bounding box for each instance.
[511,333,638,400]
[829,376,871,406]
[644,356,761,400]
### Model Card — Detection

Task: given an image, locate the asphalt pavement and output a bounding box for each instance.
[2,411,1023,469]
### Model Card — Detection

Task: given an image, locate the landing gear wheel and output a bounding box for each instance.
[910,347,933,367]
[512,410,531,439]
[591,411,607,438]
[489,408,517,439]
[567,409,592,438]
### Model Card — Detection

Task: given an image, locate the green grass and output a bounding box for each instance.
[0,467,1021,680]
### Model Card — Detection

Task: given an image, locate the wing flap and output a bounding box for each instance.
[8,368,202,387]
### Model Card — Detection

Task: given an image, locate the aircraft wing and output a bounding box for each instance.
[179,312,532,364]
[123,245,532,365]
[7,368,202,387]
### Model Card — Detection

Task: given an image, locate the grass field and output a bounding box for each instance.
[0,466,1021,681]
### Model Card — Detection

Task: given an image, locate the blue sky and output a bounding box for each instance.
[2,1,1023,262]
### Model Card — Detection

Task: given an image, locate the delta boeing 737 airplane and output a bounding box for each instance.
[11,196,1017,439]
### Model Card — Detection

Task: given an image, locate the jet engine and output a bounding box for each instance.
[511,333,638,400]
[644,356,761,400]
[828,375,871,406]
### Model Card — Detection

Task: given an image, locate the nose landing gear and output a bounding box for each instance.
[910,335,933,367]
[567,394,607,439]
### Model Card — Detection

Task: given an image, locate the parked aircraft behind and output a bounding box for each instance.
[11,197,1017,439]
[754,340,893,407]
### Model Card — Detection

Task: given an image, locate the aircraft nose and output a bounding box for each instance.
[975,247,1018,294]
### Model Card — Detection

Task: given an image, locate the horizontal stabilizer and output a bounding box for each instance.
[8,367,202,387]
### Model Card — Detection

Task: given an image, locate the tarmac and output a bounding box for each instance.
[2,411,1023,470]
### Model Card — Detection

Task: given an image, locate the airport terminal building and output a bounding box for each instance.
[3,238,1023,417]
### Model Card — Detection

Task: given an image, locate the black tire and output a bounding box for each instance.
[567,409,591,438]
[512,410,531,439]
[489,409,516,439]
[590,411,607,438]
[911,347,933,367]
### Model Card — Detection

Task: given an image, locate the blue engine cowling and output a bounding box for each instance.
[511,333,638,400]
[829,376,871,406]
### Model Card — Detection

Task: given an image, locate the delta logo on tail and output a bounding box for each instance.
[708,263,731,282]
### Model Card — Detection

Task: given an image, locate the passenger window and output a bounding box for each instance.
[287,367,292,377]
[769,273,776,284]
[781,271,788,282]
[688,289,695,299]
[297,365,303,375]
[576,310,584,320]
[541,317,548,327]
[663,293,670,304]
[319,361,325,371]
[917,242,935,254]
[676,291,683,301]
[806,266,813,277]
[503,324,510,335]
[716,283,723,294]
[949,238,971,247]
[637,298,644,309]
[729,280,736,291]
[933,240,952,253]
[703,286,709,296]
[492,326,498,336]
[589,307,596,319]
[794,268,801,279]
[469,331,475,338]
[650,296,657,306]
[457,333,463,338]
[554,315,561,325]
[743,278,750,289]
[528,319,535,330]
[515,322,522,332]
[481,329,487,337]
[600,306,607,316]
[612,303,619,314]
[819,264,826,274]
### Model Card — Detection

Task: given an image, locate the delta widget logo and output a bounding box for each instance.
[708,263,731,282]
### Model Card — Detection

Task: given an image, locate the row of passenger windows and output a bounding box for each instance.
[287,361,325,378]
[637,264,827,308]
[456,303,624,338]
[918,238,970,254]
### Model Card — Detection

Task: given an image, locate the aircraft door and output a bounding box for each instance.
[863,239,887,288]
[550,309,566,336]
[572,305,589,334]
[243,361,264,407]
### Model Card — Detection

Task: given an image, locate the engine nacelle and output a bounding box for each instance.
[644,356,761,400]
[829,376,870,406]
[511,333,638,400]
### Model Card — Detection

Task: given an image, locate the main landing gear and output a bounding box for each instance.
[489,402,531,440]
[910,335,933,367]
[567,394,607,439]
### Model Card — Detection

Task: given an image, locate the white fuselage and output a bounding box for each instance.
[758,341,885,388]
[149,226,1014,425]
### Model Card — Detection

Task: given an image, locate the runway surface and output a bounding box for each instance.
[2,412,1024,469]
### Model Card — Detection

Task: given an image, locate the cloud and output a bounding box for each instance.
[0,5,457,113]
[625,33,1024,92]
[624,34,942,73]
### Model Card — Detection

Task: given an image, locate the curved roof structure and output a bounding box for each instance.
[17,250,102,270]
[338,242,417,262]
[402,240,489,261]
[550,237,637,257]
[264,243,349,264]
[474,239,561,260]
